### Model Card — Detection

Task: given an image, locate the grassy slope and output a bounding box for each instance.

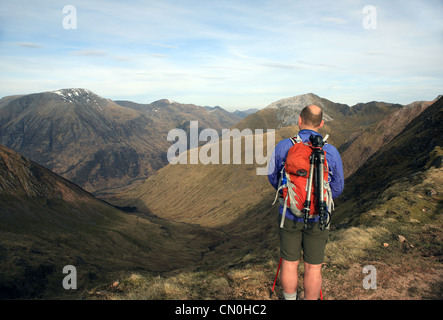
[107,127,299,228]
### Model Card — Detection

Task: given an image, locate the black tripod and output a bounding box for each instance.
[303,135,330,230]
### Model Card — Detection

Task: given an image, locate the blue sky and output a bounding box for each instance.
[0,0,442,110]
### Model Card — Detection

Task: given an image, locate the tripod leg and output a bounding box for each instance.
[316,152,327,230]
[303,156,315,228]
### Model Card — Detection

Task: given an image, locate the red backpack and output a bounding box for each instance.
[272,134,334,229]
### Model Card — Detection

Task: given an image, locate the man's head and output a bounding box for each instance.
[298,105,324,131]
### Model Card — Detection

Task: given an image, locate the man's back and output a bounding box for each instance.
[268,129,344,216]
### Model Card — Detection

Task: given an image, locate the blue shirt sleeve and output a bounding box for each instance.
[267,139,292,190]
[324,144,344,199]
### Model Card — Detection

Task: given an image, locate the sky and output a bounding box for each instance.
[0,0,442,111]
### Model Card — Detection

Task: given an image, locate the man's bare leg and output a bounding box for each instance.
[281,259,299,299]
[303,262,322,300]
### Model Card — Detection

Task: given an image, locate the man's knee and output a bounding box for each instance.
[282,259,299,269]
[304,262,322,272]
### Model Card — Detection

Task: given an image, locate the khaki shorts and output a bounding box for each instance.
[278,214,329,265]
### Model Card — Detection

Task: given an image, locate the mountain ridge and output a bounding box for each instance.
[340,99,436,177]
[0,89,242,192]
[233,93,409,153]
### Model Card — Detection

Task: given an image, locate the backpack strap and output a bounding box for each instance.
[292,134,329,146]
[272,167,287,206]
[290,135,302,145]
[273,136,300,206]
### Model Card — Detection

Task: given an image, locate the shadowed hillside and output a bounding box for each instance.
[340,99,435,178]
[0,144,232,299]
[334,96,442,224]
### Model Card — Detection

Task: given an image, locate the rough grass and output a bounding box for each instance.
[86,260,281,300]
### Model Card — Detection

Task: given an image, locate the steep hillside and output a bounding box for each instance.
[0,144,230,299]
[341,99,436,178]
[334,96,442,225]
[99,96,443,300]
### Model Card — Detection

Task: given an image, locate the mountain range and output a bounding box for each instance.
[0,89,243,192]
[234,92,410,150]
[0,89,423,195]
[0,89,441,299]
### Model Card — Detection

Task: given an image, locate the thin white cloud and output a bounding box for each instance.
[322,17,348,24]
[15,42,43,48]
[148,43,179,49]
[260,62,304,70]
[71,50,107,56]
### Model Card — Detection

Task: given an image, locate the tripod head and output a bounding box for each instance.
[309,134,324,148]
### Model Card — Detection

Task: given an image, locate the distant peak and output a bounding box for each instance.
[53,88,92,95]
[264,93,334,126]
[205,105,223,111]
[50,88,104,110]
[155,98,174,103]
[265,93,322,110]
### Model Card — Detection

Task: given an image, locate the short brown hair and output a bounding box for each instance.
[300,105,323,127]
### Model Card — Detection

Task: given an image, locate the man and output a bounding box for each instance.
[268,105,344,300]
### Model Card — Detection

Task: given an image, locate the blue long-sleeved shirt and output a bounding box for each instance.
[267,129,344,222]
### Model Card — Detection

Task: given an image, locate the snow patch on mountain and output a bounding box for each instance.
[52,88,103,110]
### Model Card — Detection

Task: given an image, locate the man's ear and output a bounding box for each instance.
[318,120,324,129]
